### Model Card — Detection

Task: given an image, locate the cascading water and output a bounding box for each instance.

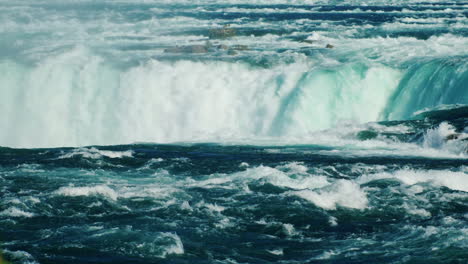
[383,57,468,120]
[0,48,406,147]
[2,49,467,148]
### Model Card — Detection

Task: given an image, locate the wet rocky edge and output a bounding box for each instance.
[355,114,468,154]
[164,42,249,56]
[163,25,335,56]
[164,25,246,55]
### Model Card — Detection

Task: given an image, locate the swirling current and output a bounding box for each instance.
[0,0,467,263]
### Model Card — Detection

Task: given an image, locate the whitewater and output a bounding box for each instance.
[0,0,467,263]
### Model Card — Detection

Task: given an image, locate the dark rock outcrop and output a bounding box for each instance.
[357,130,378,141]
[163,41,247,55]
[231,45,249,51]
[164,38,249,55]
[445,133,468,142]
[209,25,236,39]
[446,134,460,141]
[217,44,229,50]
[227,49,238,56]
[164,45,209,54]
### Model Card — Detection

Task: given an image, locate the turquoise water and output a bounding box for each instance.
[0,0,467,263]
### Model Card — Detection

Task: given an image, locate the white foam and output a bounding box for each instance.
[160,232,184,257]
[442,216,461,226]
[328,216,338,226]
[58,147,134,159]
[358,169,468,192]
[293,180,368,210]
[138,158,165,171]
[205,164,331,191]
[0,207,34,218]
[196,201,226,213]
[2,249,38,264]
[423,226,439,238]
[402,203,431,218]
[55,185,118,201]
[191,164,377,213]
[14,164,45,173]
[180,201,192,211]
[214,217,235,229]
[399,17,450,24]
[267,248,284,256]
[422,122,468,155]
[118,185,182,200]
[316,250,338,260]
[282,223,299,237]
[239,162,249,168]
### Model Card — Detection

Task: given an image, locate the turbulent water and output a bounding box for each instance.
[0,0,467,263]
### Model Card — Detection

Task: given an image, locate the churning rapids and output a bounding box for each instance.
[0,0,467,263]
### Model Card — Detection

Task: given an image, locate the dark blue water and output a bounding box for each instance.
[1,112,468,263]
